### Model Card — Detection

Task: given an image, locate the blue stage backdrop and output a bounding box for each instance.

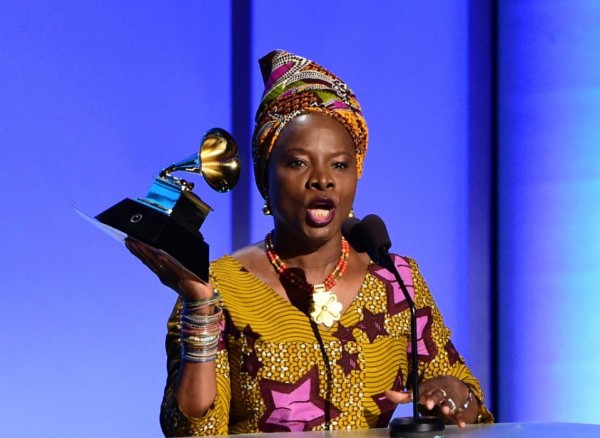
[498,0,600,423]
[2,1,598,436]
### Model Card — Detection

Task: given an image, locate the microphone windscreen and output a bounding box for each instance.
[341,217,367,252]
[361,214,392,252]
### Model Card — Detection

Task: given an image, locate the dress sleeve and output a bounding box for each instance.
[159,279,232,436]
[406,257,495,424]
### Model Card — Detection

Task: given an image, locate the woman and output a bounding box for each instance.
[126,49,494,436]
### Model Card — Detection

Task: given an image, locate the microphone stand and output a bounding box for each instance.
[373,250,445,436]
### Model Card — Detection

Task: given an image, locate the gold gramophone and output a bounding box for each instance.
[92,128,240,281]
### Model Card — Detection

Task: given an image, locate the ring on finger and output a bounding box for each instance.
[433,388,447,399]
[444,397,457,414]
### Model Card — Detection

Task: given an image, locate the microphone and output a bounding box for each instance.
[344,215,444,436]
[341,217,368,253]
[360,214,394,271]
[342,214,392,267]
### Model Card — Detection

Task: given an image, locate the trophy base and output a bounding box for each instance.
[92,198,209,282]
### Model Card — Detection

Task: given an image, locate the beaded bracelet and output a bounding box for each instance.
[183,333,220,344]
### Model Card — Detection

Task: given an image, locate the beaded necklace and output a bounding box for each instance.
[265,231,349,327]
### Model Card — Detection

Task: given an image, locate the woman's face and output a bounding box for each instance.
[267,113,358,243]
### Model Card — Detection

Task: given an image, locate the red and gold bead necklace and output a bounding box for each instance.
[265,231,349,327]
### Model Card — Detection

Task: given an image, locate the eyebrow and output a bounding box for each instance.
[279,146,354,157]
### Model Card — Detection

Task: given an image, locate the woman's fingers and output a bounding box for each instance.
[418,376,473,427]
[423,387,450,411]
[124,237,213,299]
[384,379,474,428]
[384,389,412,405]
[125,238,162,271]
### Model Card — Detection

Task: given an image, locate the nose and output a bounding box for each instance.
[307,165,334,190]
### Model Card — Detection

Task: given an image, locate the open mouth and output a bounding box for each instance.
[307,198,336,226]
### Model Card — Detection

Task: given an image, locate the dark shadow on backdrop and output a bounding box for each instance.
[231,0,253,250]
[468,0,498,417]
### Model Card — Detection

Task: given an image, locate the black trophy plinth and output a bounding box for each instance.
[95,196,210,282]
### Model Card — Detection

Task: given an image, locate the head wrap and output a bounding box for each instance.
[252,50,369,199]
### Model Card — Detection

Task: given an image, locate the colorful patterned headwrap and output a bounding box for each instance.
[252,50,369,199]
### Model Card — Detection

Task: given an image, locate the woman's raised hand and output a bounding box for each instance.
[124,237,214,301]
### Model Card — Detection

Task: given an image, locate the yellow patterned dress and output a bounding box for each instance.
[160,254,494,436]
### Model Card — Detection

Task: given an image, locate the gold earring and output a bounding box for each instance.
[263,199,272,216]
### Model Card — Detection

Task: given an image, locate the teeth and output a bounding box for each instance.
[310,208,330,218]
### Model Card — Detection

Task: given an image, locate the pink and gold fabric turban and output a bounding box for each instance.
[252,50,369,199]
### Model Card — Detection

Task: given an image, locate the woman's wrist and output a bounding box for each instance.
[180,291,223,363]
[459,383,480,424]
[183,291,221,315]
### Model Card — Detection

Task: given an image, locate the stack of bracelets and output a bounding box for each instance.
[180,292,222,363]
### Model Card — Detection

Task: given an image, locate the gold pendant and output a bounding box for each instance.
[310,284,343,328]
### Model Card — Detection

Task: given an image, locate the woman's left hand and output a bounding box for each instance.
[385,375,478,427]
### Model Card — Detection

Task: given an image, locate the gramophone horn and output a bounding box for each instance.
[199,128,241,193]
[159,128,241,193]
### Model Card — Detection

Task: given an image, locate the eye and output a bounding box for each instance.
[332,161,349,170]
[288,159,307,169]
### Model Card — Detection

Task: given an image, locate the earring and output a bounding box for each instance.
[263,199,272,216]
[348,208,355,218]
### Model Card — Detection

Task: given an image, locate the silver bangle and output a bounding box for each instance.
[183,291,221,310]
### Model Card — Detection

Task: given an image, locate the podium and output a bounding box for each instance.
[207,422,600,438]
